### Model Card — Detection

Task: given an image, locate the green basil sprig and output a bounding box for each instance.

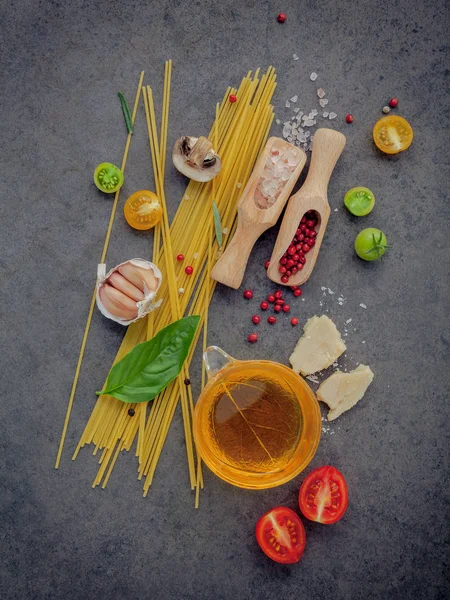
[212,200,223,248]
[118,91,134,134]
[97,316,200,403]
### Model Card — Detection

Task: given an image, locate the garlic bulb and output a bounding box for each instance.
[172,136,221,182]
[96,259,162,325]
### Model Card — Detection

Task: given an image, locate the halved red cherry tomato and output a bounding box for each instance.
[299,465,348,524]
[255,507,306,564]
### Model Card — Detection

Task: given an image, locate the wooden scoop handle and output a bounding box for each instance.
[301,128,346,196]
[211,217,266,289]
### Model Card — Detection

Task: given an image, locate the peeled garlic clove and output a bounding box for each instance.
[173,136,221,182]
[99,284,139,321]
[118,262,158,293]
[108,272,145,302]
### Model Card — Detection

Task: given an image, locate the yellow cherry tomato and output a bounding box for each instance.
[124,190,162,231]
[373,115,413,155]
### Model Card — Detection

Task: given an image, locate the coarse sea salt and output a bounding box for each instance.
[290,95,298,102]
[285,100,291,108]
[293,54,299,60]
[310,72,318,81]
[329,112,337,120]
[323,111,329,118]
[360,303,367,309]
[317,88,326,99]
[319,98,328,108]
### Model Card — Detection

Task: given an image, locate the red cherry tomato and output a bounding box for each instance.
[299,466,348,524]
[255,507,306,564]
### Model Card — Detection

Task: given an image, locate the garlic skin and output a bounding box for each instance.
[96,259,162,325]
[173,136,221,182]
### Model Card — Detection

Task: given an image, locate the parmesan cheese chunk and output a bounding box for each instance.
[289,315,346,375]
[317,364,374,421]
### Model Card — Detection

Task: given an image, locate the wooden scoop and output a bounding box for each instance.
[267,128,346,287]
[211,137,306,289]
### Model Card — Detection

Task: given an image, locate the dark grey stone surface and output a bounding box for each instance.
[1,1,449,598]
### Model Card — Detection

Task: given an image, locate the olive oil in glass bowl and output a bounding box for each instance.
[193,347,321,489]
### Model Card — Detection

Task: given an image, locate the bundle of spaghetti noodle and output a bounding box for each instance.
[73,65,277,502]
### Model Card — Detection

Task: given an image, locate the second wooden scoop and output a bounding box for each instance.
[211,137,306,289]
[268,128,346,287]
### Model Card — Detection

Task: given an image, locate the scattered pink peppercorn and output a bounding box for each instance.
[260,301,269,310]
[248,333,258,343]
[281,275,289,283]
[274,305,282,313]
[268,316,277,324]
[176,254,184,262]
[291,317,299,326]
[252,315,261,325]
[275,299,285,306]
[185,265,193,275]
[277,12,286,23]
[282,304,290,313]
[293,288,303,297]
[267,294,275,303]
[389,97,398,108]
[243,289,253,299]
[274,290,283,299]
[264,260,270,269]
[346,114,354,124]
[229,94,237,103]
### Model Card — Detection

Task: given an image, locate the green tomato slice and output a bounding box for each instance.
[354,228,389,261]
[344,187,375,216]
[94,162,124,194]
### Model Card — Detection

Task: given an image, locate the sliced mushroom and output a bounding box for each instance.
[173,136,222,182]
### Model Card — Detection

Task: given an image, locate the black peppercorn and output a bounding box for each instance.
[128,408,135,417]
[184,378,191,386]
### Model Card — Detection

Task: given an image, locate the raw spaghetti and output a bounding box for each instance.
[71,65,277,503]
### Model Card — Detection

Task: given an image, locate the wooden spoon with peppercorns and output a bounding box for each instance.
[268,128,346,287]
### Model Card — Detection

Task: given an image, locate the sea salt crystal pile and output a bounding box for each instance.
[254,145,302,209]
[277,67,340,152]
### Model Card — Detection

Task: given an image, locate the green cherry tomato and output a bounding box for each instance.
[94,162,124,193]
[344,187,375,216]
[355,228,390,261]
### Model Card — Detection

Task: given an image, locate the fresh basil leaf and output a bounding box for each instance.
[212,200,223,248]
[97,315,200,403]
